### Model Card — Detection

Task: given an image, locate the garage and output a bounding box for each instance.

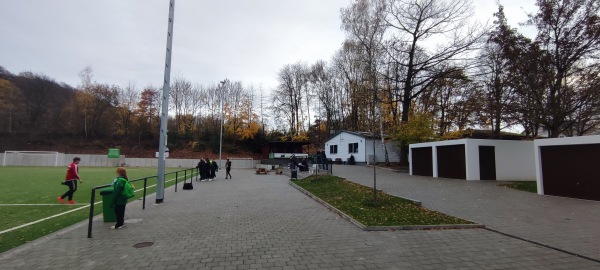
[411,147,433,176]
[436,144,466,179]
[410,139,534,181]
[535,136,600,201]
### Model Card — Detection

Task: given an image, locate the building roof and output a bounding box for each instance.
[326,130,385,142]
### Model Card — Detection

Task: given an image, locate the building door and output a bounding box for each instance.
[479,146,496,180]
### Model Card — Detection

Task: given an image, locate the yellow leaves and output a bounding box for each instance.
[291,133,309,142]
[394,112,437,144]
[223,102,261,140]
[239,121,261,140]
[276,132,309,142]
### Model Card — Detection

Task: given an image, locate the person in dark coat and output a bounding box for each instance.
[316,151,322,169]
[290,155,297,170]
[200,158,209,181]
[321,150,328,170]
[210,160,218,179]
[225,158,232,179]
[300,159,308,171]
[197,159,204,181]
[203,158,211,180]
[203,159,208,180]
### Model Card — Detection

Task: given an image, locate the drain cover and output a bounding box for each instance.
[133,242,154,248]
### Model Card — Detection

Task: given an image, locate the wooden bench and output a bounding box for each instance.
[255,168,269,174]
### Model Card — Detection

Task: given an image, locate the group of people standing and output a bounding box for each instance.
[289,151,329,172]
[196,158,218,181]
[196,158,232,180]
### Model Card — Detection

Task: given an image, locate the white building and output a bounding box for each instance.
[324,131,400,164]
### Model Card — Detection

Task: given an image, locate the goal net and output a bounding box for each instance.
[2,151,64,167]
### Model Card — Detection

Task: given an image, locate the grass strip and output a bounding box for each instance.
[497,181,537,193]
[293,175,472,226]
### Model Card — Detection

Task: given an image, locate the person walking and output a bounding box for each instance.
[58,157,82,204]
[110,167,130,229]
[225,158,232,179]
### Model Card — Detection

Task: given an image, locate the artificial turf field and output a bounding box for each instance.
[0,166,194,253]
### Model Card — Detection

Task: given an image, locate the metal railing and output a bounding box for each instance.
[87,168,197,238]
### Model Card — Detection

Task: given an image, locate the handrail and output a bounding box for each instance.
[87,168,197,238]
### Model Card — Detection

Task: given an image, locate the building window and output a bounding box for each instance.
[330,145,338,154]
[348,143,359,153]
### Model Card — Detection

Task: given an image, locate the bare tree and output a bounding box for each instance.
[271,62,308,136]
[385,0,485,163]
[309,61,335,136]
[0,78,24,133]
[342,0,390,166]
[477,8,519,136]
[115,82,139,140]
[136,86,161,144]
[528,0,600,137]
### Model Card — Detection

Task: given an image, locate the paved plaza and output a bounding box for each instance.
[1,166,599,269]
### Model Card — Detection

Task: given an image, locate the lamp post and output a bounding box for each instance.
[219,79,227,168]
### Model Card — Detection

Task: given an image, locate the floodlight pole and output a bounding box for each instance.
[157,0,175,204]
[219,79,227,168]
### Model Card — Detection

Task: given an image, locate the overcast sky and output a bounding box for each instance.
[1,0,537,91]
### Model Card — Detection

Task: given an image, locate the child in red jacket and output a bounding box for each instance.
[58,157,82,204]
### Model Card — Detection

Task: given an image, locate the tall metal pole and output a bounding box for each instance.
[372,81,378,203]
[219,79,227,168]
[157,0,175,204]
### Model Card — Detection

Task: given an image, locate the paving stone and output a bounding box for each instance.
[1,167,599,269]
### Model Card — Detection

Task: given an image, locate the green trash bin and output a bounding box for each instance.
[100,188,116,222]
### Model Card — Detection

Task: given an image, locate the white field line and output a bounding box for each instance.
[0,204,98,235]
[0,174,189,235]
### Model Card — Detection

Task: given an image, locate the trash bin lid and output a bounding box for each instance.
[100,188,114,195]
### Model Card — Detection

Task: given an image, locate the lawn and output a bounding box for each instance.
[292,175,472,226]
[497,181,538,193]
[0,166,195,253]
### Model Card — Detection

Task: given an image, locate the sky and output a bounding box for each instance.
[0,0,537,91]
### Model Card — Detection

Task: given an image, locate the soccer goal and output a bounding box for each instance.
[2,151,64,167]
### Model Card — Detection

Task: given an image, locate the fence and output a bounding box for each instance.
[0,153,259,169]
[87,167,198,238]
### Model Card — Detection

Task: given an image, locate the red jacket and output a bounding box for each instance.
[65,162,79,181]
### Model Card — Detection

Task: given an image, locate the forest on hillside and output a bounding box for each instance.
[1,0,600,162]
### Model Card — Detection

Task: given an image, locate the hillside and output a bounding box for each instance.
[0,134,262,160]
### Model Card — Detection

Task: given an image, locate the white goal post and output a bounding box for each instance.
[3,151,63,167]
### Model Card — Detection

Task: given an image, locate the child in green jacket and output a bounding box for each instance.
[110,167,130,229]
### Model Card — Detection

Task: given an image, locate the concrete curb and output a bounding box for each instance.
[289,181,485,231]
